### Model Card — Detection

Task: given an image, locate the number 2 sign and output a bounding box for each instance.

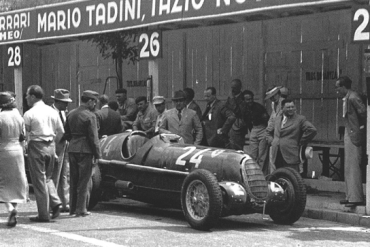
[352,7,370,43]
[7,45,22,67]
[138,30,162,59]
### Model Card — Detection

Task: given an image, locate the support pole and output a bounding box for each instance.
[14,67,23,114]
[148,60,159,97]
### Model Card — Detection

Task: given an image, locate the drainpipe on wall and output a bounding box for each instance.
[366,0,370,216]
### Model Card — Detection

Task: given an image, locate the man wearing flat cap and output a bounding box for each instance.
[63,90,101,217]
[160,90,203,144]
[51,89,72,213]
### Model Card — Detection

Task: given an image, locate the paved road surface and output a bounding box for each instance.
[0,195,369,247]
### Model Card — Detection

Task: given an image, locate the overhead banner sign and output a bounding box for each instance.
[0,0,350,45]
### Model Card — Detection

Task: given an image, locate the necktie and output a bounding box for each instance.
[178,111,182,121]
[343,97,347,118]
[59,111,65,125]
[202,104,211,121]
[281,116,287,128]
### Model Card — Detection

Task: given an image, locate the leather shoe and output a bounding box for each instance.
[339,200,348,205]
[61,206,70,213]
[29,216,50,222]
[75,212,91,217]
[7,209,17,227]
[345,202,365,207]
[51,204,61,219]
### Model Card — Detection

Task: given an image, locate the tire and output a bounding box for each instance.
[88,165,102,210]
[181,169,223,231]
[267,167,306,225]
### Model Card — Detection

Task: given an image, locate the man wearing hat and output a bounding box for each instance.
[159,90,203,144]
[266,99,317,173]
[51,89,72,213]
[24,85,64,222]
[265,86,288,132]
[63,90,101,217]
[265,86,289,169]
[152,96,167,134]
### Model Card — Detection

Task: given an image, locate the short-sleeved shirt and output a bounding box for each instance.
[24,100,64,142]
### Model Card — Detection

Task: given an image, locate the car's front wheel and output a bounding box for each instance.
[181,169,223,231]
[267,167,306,225]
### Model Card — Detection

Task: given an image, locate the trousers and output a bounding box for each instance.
[28,141,61,220]
[69,152,93,214]
[249,125,269,175]
[344,129,364,202]
[52,142,70,209]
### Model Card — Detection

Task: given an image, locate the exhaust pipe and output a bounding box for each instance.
[115,180,134,191]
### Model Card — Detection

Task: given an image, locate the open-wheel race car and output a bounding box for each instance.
[89,131,307,231]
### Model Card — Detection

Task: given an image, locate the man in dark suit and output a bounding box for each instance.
[335,76,366,207]
[98,94,122,137]
[224,79,247,150]
[64,90,101,217]
[160,90,203,145]
[183,87,202,121]
[202,87,235,148]
[267,99,317,172]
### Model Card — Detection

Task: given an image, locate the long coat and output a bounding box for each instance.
[0,109,27,203]
[268,113,317,166]
[160,108,203,145]
[202,99,236,148]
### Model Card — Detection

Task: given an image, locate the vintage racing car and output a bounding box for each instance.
[89,131,307,230]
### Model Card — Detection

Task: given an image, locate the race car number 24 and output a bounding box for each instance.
[175,147,224,168]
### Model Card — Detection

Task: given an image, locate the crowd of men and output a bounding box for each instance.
[17,74,369,224]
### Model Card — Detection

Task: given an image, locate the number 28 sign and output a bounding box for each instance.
[7,45,22,67]
[138,30,162,59]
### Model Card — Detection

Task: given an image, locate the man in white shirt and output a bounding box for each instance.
[24,85,64,222]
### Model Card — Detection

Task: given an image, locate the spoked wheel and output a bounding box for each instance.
[181,169,223,231]
[267,167,306,225]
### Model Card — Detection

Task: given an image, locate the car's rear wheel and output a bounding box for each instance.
[181,169,223,231]
[88,165,102,210]
[267,167,306,225]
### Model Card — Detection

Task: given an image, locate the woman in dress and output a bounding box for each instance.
[0,92,28,227]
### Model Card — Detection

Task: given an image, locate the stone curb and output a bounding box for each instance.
[304,207,370,227]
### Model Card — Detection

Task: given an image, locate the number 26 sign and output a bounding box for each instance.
[352,7,370,43]
[138,30,162,59]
